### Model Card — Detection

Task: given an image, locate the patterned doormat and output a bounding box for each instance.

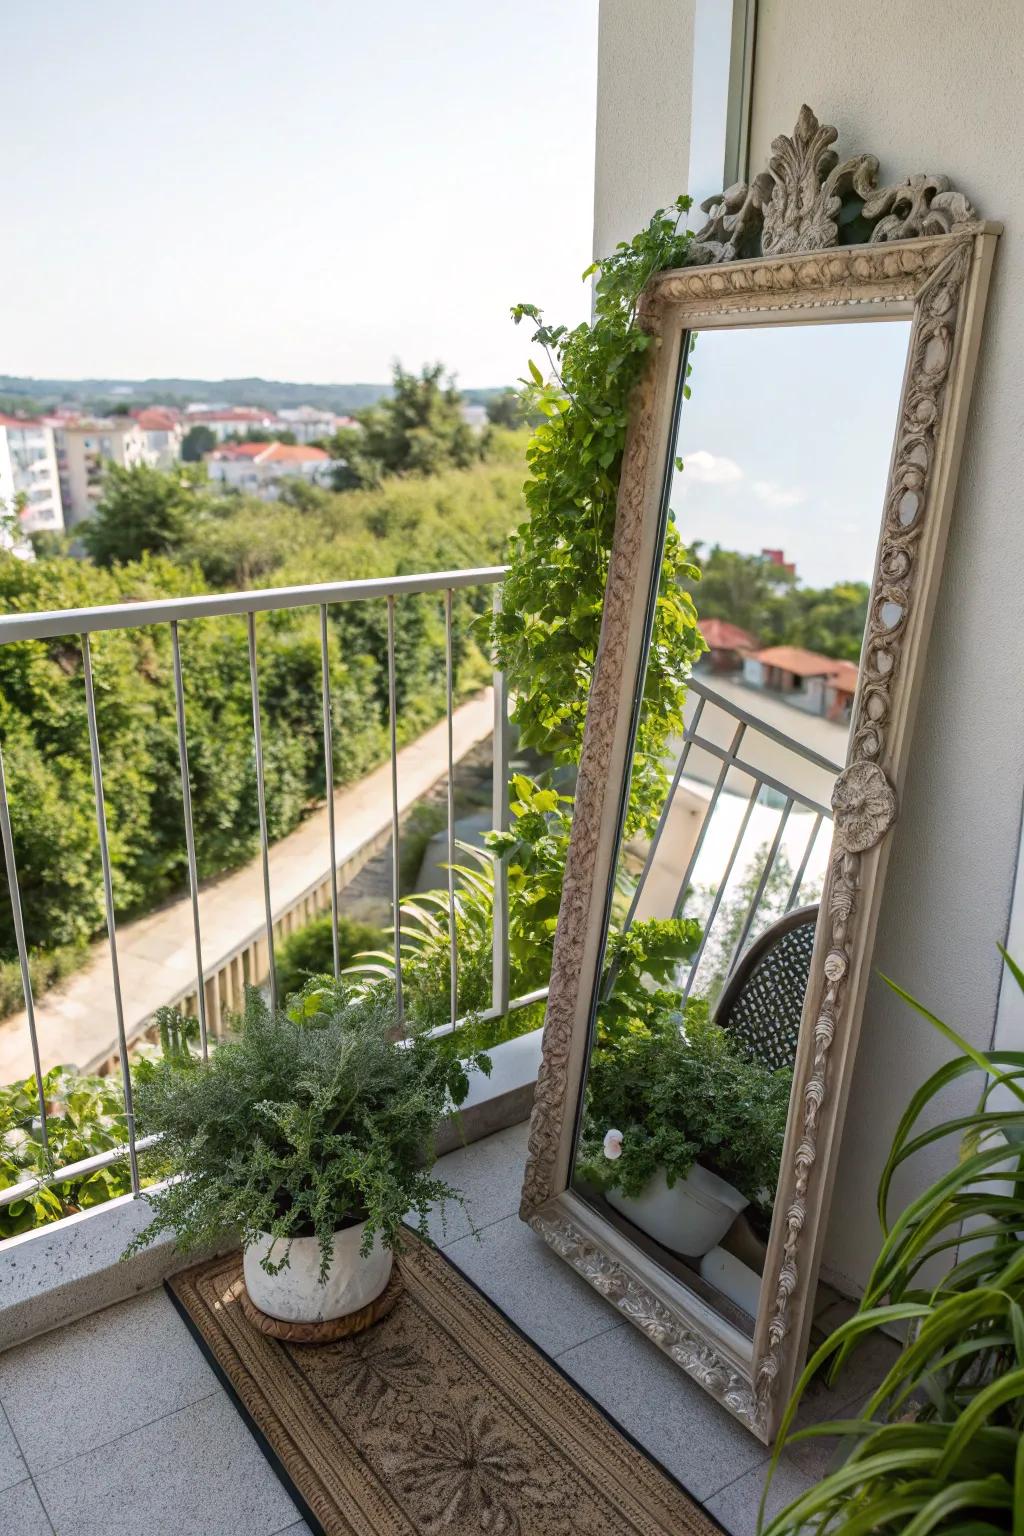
[168,1235,721,1536]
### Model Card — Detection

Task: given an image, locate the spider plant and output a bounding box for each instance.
[761,950,1024,1536]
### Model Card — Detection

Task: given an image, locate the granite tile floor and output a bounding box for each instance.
[0,1119,894,1535]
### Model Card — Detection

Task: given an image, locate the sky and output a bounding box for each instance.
[670,319,912,588]
[1,0,598,386]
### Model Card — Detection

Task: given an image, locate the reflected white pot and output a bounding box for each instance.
[243,1222,392,1324]
[606,1163,747,1260]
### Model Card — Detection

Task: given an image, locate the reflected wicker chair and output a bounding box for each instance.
[712,903,819,1072]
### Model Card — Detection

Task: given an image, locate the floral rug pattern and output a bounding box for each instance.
[169,1236,718,1536]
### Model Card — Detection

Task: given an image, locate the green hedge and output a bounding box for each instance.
[0,449,524,973]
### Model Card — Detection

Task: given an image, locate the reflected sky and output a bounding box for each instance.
[669,320,912,587]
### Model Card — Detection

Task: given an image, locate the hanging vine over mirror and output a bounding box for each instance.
[486,195,705,838]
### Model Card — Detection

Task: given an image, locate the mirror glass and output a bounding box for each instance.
[570,318,912,1339]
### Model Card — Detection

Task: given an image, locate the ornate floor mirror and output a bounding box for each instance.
[519,108,999,1442]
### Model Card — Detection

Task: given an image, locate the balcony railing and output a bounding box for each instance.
[0,570,839,1226]
[0,566,516,1212]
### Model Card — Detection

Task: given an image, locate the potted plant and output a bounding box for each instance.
[576,999,791,1260]
[122,980,490,1324]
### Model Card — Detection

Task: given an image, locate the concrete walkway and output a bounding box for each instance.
[0,691,494,1082]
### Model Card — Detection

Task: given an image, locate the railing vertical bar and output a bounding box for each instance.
[0,740,50,1154]
[681,776,763,1004]
[319,605,340,979]
[490,587,510,1017]
[444,590,458,1029]
[81,633,139,1194]
[170,621,208,1059]
[246,612,277,1013]
[726,797,794,976]
[620,694,707,940]
[386,596,404,1030]
[786,811,824,911]
[671,720,747,919]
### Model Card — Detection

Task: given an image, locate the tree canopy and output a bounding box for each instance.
[682,541,869,662]
[81,463,207,566]
[327,363,484,488]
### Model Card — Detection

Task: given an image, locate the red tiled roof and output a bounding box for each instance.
[262,442,328,463]
[194,408,272,423]
[827,659,860,693]
[753,645,842,678]
[134,407,181,429]
[699,617,757,652]
[210,441,329,464]
[210,441,267,459]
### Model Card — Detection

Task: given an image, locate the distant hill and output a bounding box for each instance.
[0,375,509,416]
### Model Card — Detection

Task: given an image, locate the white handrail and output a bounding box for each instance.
[0,565,509,645]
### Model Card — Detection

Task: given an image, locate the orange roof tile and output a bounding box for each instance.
[753,645,841,678]
[699,617,757,651]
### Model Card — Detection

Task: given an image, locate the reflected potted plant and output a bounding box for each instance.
[576,997,791,1260]
[122,981,489,1325]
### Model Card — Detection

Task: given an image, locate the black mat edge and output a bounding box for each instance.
[165,1232,732,1536]
[165,1275,328,1536]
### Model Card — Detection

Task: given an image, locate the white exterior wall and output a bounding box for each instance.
[142,424,183,468]
[595,0,1024,1293]
[0,424,63,535]
[206,456,333,499]
[57,423,153,527]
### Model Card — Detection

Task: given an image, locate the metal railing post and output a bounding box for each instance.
[491,587,510,1017]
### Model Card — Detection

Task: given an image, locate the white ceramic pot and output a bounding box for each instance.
[243,1221,392,1324]
[606,1163,748,1259]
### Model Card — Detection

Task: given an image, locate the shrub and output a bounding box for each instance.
[122,981,491,1278]
[576,999,792,1222]
[1,1065,133,1239]
[275,914,386,1001]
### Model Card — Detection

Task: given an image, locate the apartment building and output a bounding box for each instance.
[0,415,64,536]
[54,418,151,527]
[186,406,275,442]
[132,406,184,468]
[205,439,333,497]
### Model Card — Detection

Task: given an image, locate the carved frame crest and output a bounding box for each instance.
[519,108,999,1442]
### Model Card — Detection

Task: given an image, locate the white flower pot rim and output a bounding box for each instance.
[243,1218,392,1324]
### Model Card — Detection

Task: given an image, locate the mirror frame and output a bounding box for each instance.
[519,108,1000,1442]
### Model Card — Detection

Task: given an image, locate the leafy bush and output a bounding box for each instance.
[762,955,1024,1535]
[275,915,386,1001]
[576,999,792,1221]
[0,451,523,997]
[0,943,87,1019]
[123,981,491,1279]
[1,1066,133,1238]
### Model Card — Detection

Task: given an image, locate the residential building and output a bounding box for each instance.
[188,407,276,442]
[760,546,797,578]
[697,616,757,673]
[132,406,184,468]
[274,406,353,443]
[744,643,858,722]
[54,418,151,527]
[205,439,334,497]
[461,402,489,432]
[0,414,64,535]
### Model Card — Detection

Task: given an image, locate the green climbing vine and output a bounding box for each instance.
[489,192,705,834]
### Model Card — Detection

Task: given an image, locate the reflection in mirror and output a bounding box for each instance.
[571,318,912,1338]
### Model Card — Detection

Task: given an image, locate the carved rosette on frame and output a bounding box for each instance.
[519,103,992,1439]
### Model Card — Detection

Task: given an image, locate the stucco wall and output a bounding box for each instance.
[593,0,696,258]
[594,0,1024,1292]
